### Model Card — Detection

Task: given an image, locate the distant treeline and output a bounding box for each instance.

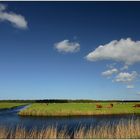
[0,100,35,103]
[35,99,140,103]
[36,99,96,103]
[0,99,140,103]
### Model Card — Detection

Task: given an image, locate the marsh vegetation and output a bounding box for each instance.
[0,118,140,139]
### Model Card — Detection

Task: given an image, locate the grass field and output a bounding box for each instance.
[0,118,140,139]
[0,102,27,110]
[19,102,140,116]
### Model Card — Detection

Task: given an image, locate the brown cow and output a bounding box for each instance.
[96,104,102,109]
[107,103,113,108]
[133,104,140,108]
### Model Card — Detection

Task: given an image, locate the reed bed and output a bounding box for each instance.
[0,118,140,139]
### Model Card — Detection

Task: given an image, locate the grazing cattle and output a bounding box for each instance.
[110,103,113,107]
[96,104,102,109]
[107,103,113,108]
[133,104,140,108]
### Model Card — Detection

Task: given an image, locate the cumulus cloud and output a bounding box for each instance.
[115,71,138,83]
[86,38,140,65]
[54,40,80,53]
[102,68,118,77]
[0,3,28,29]
[126,85,134,89]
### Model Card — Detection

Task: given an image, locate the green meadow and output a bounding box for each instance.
[19,102,140,117]
[0,102,27,110]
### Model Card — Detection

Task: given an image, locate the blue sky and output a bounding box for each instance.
[0,2,140,100]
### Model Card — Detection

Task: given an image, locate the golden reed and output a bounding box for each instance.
[0,118,140,139]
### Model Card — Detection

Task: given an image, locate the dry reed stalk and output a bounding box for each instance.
[27,128,38,139]
[74,126,85,139]
[37,128,47,139]
[0,127,8,139]
[57,129,70,139]
[13,126,26,139]
[40,126,57,139]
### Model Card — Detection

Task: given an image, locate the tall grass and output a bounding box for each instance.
[1,118,140,139]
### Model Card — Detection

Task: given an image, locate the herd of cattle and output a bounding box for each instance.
[96,103,113,109]
[96,103,140,109]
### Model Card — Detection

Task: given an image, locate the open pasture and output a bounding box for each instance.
[19,102,140,117]
[0,102,27,110]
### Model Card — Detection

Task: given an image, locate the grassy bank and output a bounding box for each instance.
[0,119,140,139]
[0,102,28,110]
[19,102,140,116]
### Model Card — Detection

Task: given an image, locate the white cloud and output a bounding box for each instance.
[0,3,28,29]
[120,65,129,71]
[115,71,138,83]
[102,68,118,76]
[106,63,116,69]
[85,38,140,65]
[126,85,134,89]
[54,40,80,53]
